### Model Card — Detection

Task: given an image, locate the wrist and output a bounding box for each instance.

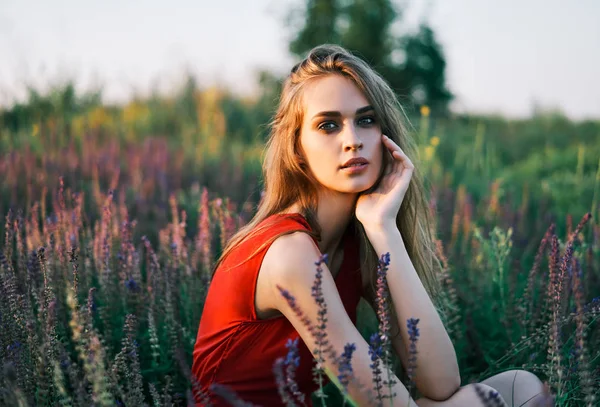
[363,219,399,235]
[363,223,403,247]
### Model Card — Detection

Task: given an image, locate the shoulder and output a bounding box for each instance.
[261,229,354,324]
[261,230,320,286]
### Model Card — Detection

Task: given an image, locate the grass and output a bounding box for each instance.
[0,84,599,405]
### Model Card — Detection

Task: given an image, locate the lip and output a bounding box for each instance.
[340,157,369,169]
[341,163,369,174]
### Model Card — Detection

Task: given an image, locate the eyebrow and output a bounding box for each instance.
[311,105,374,120]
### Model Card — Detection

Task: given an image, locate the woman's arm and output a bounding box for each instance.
[265,231,414,406]
[364,225,461,401]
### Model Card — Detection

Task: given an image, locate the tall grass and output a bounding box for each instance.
[1,84,599,405]
[0,163,597,405]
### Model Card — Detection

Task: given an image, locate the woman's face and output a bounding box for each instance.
[299,74,383,194]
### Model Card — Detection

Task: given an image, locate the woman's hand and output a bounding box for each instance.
[355,134,414,230]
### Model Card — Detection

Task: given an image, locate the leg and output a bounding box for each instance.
[480,369,545,407]
[415,383,508,407]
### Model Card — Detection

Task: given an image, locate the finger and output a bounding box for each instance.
[392,151,409,171]
[383,137,412,171]
[384,136,414,169]
[382,135,396,158]
[381,137,404,175]
[383,135,405,157]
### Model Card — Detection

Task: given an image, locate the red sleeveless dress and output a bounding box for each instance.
[191,213,363,406]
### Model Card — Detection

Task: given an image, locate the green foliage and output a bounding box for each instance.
[1,102,599,404]
[286,0,453,116]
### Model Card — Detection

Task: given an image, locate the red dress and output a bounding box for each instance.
[191,213,363,406]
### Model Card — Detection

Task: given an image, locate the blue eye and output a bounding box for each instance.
[318,121,337,131]
[359,116,376,126]
[317,116,376,132]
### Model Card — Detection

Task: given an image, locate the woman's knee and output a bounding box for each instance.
[416,383,507,407]
[480,369,545,406]
[482,369,542,386]
[466,383,508,406]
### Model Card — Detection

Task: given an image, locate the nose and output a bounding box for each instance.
[342,123,363,151]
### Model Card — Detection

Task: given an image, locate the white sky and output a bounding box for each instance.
[0,0,598,120]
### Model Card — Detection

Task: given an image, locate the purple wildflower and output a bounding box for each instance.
[315,253,329,266]
[473,384,505,407]
[374,252,397,400]
[337,343,357,396]
[583,296,600,313]
[375,253,392,354]
[276,287,317,342]
[125,277,139,292]
[369,333,383,360]
[284,338,301,368]
[368,332,384,401]
[310,252,331,402]
[89,297,97,313]
[406,318,420,394]
[283,337,305,405]
[7,341,22,351]
[407,318,420,340]
[273,357,295,405]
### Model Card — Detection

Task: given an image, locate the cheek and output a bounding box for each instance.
[300,136,333,177]
[301,141,319,168]
[303,134,334,161]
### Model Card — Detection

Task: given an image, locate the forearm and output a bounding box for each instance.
[366,225,460,400]
[340,357,412,407]
[320,334,415,407]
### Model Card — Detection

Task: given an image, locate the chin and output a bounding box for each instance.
[342,178,378,194]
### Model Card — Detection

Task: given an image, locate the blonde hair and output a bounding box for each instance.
[211,44,445,335]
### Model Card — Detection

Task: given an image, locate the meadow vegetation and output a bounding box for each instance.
[0,80,598,406]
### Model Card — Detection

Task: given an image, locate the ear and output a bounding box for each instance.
[294,136,308,167]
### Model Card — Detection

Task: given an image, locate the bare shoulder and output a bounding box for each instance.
[261,231,320,288]
[255,231,319,318]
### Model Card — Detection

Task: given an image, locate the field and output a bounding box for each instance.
[0,82,599,406]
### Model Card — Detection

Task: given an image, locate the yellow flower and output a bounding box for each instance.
[430,136,440,147]
[424,145,435,160]
[32,124,39,137]
[420,105,430,117]
[122,102,150,127]
[72,116,85,135]
[88,107,112,130]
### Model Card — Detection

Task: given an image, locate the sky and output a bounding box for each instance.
[0,0,599,120]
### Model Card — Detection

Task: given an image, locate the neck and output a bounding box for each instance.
[286,189,358,257]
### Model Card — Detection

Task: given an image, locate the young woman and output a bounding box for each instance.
[192,44,545,406]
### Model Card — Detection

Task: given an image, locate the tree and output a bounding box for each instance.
[339,0,397,70]
[286,0,453,116]
[288,0,341,57]
[399,23,453,116]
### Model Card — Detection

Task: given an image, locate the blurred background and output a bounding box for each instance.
[1,0,599,118]
[0,1,599,406]
[2,0,599,215]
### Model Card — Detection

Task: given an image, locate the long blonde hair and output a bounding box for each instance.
[211,44,445,332]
